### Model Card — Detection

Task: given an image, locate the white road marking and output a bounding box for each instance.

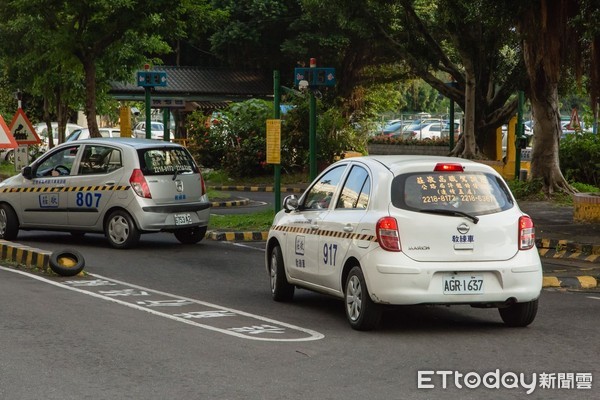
[588,296,600,301]
[0,266,324,342]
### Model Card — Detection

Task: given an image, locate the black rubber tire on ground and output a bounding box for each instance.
[174,226,207,244]
[49,249,85,277]
[345,266,382,331]
[0,203,19,240]
[269,244,295,302]
[105,210,140,249]
[498,299,538,327]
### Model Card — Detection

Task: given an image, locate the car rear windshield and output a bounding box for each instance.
[391,171,514,215]
[138,147,198,176]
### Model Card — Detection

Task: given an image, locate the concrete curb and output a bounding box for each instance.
[536,238,600,263]
[206,230,268,242]
[0,240,51,270]
[542,275,598,289]
[209,185,304,193]
[210,198,249,208]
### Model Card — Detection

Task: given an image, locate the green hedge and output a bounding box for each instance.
[560,133,600,187]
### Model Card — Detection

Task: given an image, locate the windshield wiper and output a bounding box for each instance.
[419,209,479,224]
[172,168,187,180]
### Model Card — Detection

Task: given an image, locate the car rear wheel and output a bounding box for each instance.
[174,226,207,244]
[498,299,538,327]
[269,244,294,302]
[105,210,140,249]
[345,266,382,331]
[0,204,19,240]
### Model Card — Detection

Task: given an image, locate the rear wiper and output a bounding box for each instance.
[419,209,479,224]
[172,168,187,180]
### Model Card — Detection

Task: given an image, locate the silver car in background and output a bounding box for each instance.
[0,138,210,249]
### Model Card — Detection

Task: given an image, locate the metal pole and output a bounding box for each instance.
[309,92,317,181]
[449,100,455,149]
[163,109,170,142]
[515,91,524,179]
[145,87,152,139]
[273,70,282,213]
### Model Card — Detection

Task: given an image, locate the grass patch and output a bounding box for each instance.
[209,208,275,232]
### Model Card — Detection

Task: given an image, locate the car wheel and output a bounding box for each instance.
[498,299,538,327]
[269,244,294,302]
[49,249,85,277]
[5,150,14,164]
[174,226,207,244]
[0,204,19,240]
[345,266,381,331]
[105,210,140,249]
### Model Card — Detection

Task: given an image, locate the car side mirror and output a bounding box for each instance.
[22,166,33,180]
[283,195,299,213]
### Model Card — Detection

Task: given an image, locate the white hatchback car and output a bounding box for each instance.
[0,138,210,249]
[266,155,542,330]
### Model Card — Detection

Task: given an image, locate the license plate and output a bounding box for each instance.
[443,274,484,295]
[174,213,192,226]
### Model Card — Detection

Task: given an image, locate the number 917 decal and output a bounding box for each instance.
[323,243,338,266]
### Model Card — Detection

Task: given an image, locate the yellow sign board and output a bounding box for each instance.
[266,119,281,164]
[120,106,132,137]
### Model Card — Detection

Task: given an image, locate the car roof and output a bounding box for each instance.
[54,137,182,150]
[340,155,497,174]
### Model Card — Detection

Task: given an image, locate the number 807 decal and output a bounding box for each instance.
[76,192,102,208]
[323,243,338,266]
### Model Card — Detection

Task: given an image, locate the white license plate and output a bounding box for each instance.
[443,274,484,294]
[174,213,192,226]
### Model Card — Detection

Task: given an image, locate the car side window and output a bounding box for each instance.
[78,145,122,175]
[302,165,346,210]
[336,166,371,209]
[34,145,80,177]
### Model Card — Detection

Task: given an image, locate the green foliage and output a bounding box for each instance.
[187,99,273,177]
[559,133,600,187]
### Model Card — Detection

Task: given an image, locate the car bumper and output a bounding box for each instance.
[131,201,211,231]
[360,249,543,305]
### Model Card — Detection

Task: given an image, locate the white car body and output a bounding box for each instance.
[266,155,542,330]
[133,122,170,140]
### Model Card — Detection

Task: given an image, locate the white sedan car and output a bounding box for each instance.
[266,155,542,330]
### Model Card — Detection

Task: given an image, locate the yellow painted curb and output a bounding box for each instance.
[542,276,561,288]
[577,276,598,289]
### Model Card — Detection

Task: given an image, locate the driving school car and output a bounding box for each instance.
[266,155,542,330]
[0,138,210,249]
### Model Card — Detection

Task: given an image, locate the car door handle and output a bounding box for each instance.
[343,225,354,232]
[104,181,115,186]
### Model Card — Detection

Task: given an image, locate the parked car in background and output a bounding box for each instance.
[0,138,210,249]
[0,122,83,164]
[133,121,171,140]
[266,155,542,330]
[66,127,122,142]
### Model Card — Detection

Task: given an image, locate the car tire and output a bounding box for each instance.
[0,203,19,240]
[345,266,382,331]
[174,226,207,244]
[269,244,294,302]
[105,210,140,249]
[5,150,14,164]
[49,249,85,277]
[498,299,538,327]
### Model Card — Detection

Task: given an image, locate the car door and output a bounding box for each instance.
[67,144,126,227]
[285,165,348,284]
[19,144,81,227]
[317,164,371,289]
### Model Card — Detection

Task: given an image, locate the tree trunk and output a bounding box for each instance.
[82,57,101,138]
[529,82,573,194]
[460,61,477,158]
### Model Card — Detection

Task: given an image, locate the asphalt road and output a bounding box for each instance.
[2,230,599,400]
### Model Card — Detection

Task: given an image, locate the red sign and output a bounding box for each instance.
[9,108,41,144]
[0,114,18,149]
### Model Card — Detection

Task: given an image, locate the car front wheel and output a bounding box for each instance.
[105,210,140,249]
[174,226,207,244]
[269,244,294,302]
[345,266,382,331]
[498,299,538,327]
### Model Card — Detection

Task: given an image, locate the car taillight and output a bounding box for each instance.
[434,163,464,172]
[376,217,401,252]
[199,172,206,196]
[519,216,535,250]
[129,169,152,198]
